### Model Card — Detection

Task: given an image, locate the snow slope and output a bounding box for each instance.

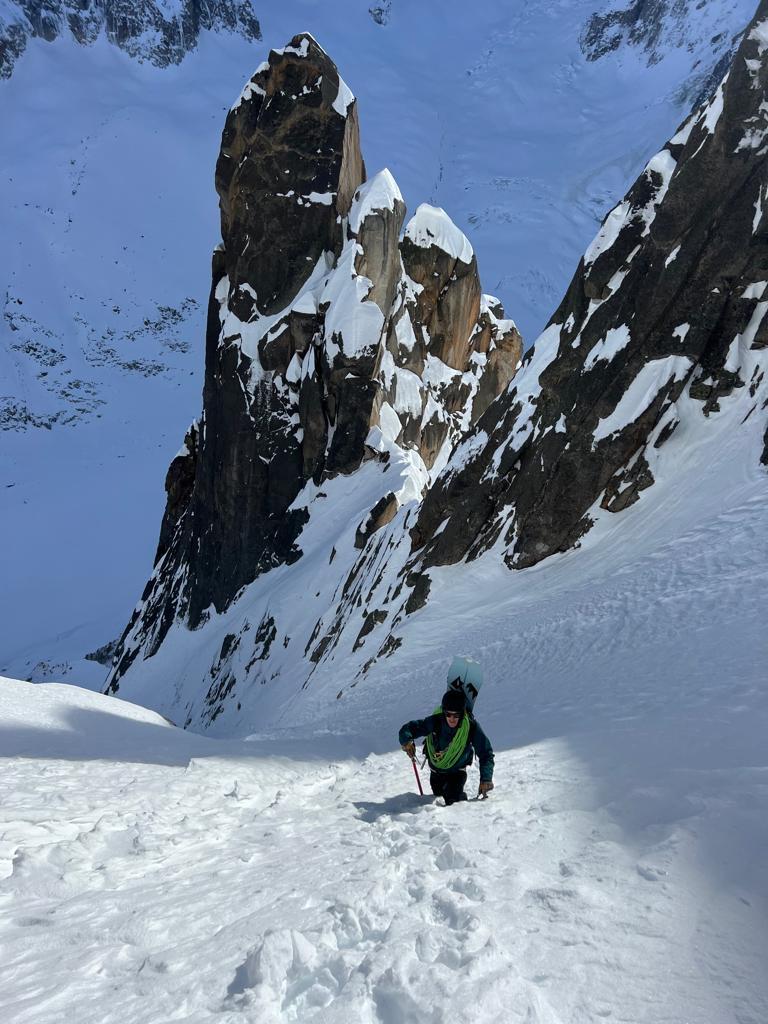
[0,0,757,682]
[2,499,767,1024]
[2,325,767,1019]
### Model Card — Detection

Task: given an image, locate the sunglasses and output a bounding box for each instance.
[444,710,461,719]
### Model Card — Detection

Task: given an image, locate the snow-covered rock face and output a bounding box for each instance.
[413,0,768,575]
[105,34,522,707]
[581,0,755,106]
[0,0,261,78]
[105,6,768,731]
[582,0,743,67]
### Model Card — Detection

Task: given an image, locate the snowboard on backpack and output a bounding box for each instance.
[446,656,483,710]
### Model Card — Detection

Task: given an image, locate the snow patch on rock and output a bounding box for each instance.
[584,325,632,371]
[349,169,403,234]
[594,355,692,443]
[405,204,474,263]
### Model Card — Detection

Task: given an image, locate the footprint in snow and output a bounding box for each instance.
[406,878,428,902]
[224,927,343,1016]
[373,969,436,1024]
[435,841,471,870]
[525,886,578,917]
[430,889,481,934]
[450,874,485,901]
[428,825,451,843]
[435,944,471,971]
[636,863,667,881]
[328,902,388,948]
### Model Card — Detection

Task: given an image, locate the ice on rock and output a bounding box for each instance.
[749,18,768,54]
[584,148,676,266]
[320,243,385,360]
[303,192,334,206]
[584,325,632,371]
[640,150,676,234]
[332,73,355,116]
[672,324,690,343]
[231,78,266,112]
[583,200,632,267]
[348,169,403,234]
[742,281,768,299]
[405,204,474,263]
[729,293,768,354]
[394,309,418,351]
[379,351,423,421]
[701,76,727,135]
[378,401,403,443]
[276,37,311,58]
[753,186,768,232]
[593,355,692,443]
[480,293,519,338]
[670,113,697,147]
[665,245,681,267]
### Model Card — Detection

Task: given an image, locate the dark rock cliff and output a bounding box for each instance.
[413,0,768,573]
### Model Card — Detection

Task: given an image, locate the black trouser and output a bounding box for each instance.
[430,769,467,805]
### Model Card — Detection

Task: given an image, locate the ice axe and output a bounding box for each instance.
[402,741,424,795]
[411,757,423,794]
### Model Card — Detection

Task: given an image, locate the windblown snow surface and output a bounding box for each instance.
[0,0,758,682]
[2,383,766,1022]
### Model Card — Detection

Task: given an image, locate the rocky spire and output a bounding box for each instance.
[106,34,521,697]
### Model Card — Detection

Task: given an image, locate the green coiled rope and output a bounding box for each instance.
[426,706,470,770]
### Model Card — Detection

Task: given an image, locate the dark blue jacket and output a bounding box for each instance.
[399,713,494,782]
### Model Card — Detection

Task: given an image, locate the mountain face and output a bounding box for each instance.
[2,0,759,691]
[105,6,768,731]
[106,4,768,730]
[413,0,768,574]
[0,0,261,78]
[581,0,752,106]
[106,34,521,697]
[582,0,744,66]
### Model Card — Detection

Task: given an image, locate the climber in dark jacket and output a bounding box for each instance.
[399,689,494,804]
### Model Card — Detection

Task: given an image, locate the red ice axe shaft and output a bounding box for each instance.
[411,757,424,795]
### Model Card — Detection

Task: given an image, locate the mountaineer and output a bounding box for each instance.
[399,689,494,804]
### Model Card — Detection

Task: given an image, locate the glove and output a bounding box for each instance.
[478,780,494,799]
[401,741,416,760]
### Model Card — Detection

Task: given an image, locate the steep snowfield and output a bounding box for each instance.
[2,562,766,1024]
[2,377,766,1021]
[0,0,757,682]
